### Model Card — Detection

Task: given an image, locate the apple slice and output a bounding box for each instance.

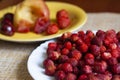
[14,0,49,33]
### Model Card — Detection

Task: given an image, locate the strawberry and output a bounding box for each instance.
[57,9,71,29]
[34,18,50,33]
[46,23,59,34]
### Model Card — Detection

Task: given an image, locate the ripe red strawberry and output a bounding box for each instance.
[90,45,100,56]
[61,63,73,73]
[101,52,112,60]
[34,18,50,33]
[78,74,88,80]
[65,73,77,80]
[112,75,120,80]
[46,23,59,34]
[94,61,107,73]
[64,41,72,50]
[86,30,94,38]
[48,51,60,60]
[67,58,78,67]
[78,30,85,39]
[96,30,105,40]
[56,9,71,29]
[58,55,69,63]
[70,49,82,60]
[109,43,117,50]
[61,48,69,55]
[55,70,66,80]
[112,64,120,74]
[111,49,119,58]
[100,45,106,53]
[57,9,69,18]
[107,57,118,65]
[43,59,56,75]
[60,32,72,40]
[84,53,94,65]
[48,42,57,50]
[73,67,79,75]
[78,42,88,53]
[117,31,120,41]
[82,65,92,74]
[70,34,79,42]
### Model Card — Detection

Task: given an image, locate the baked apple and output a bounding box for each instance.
[14,0,49,33]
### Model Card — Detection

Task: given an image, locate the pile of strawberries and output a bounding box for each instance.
[34,9,71,34]
[43,30,120,80]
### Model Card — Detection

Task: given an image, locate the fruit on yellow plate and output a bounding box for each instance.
[14,0,49,32]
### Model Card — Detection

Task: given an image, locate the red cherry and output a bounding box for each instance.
[0,24,15,36]
[4,13,14,23]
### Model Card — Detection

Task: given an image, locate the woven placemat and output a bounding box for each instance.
[0,13,120,80]
[81,13,120,31]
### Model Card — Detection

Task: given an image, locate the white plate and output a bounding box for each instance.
[27,40,55,80]
[27,31,97,80]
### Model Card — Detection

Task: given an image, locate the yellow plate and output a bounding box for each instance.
[0,1,87,42]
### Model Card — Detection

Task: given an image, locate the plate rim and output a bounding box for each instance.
[0,1,87,43]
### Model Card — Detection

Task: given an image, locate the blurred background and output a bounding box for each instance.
[0,0,120,12]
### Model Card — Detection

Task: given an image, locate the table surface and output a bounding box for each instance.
[0,13,120,80]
